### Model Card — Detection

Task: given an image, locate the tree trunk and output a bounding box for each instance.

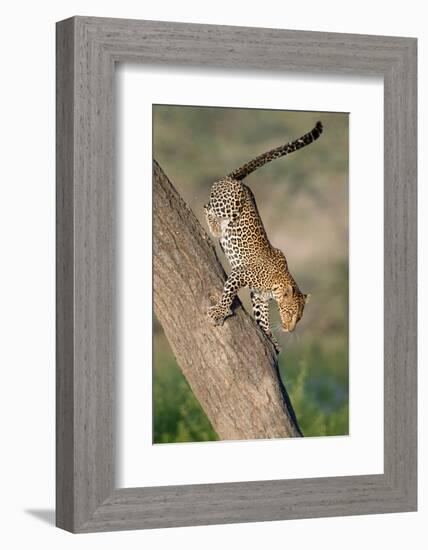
[153,160,302,439]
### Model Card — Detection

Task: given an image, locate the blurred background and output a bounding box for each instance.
[153,105,349,442]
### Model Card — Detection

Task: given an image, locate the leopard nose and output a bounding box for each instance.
[288,317,297,332]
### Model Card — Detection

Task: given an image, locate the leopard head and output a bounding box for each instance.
[273,283,310,332]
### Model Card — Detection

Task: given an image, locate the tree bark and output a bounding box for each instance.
[153,160,302,439]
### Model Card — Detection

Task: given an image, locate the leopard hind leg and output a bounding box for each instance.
[207,178,247,228]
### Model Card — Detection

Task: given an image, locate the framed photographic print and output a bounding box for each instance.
[56,16,417,532]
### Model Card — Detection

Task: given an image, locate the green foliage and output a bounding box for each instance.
[280,341,349,437]
[153,105,349,443]
[153,329,348,442]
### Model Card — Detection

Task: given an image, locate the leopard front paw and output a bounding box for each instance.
[207,304,233,326]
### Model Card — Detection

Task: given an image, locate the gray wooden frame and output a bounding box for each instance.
[56,16,417,533]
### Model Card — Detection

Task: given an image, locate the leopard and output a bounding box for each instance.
[204,121,323,352]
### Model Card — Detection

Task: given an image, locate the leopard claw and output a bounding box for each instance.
[207,305,232,326]
[268,334,281,354]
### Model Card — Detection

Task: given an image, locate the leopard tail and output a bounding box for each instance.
[228,121,323,181]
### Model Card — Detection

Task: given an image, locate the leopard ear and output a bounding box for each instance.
[285,284,294,298]
[304,293,311,304]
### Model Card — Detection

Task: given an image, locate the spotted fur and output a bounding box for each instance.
[205,122,322,352]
